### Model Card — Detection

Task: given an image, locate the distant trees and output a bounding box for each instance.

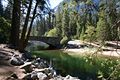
[107,0,118,40]
[48,0,120,43]
[62,3,69,37]
[96,10,111,42]
[54,6,62,37]
[0,0,11,43]
[0,17,11,43]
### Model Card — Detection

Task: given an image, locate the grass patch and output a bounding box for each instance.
[32,50,120,80]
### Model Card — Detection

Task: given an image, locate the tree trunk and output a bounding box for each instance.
[24,3,38,49]
[20,0,33,40]
[48,12,51,29]
[10,0,20,48]
[20,2,38,51]
[19,0,33,51]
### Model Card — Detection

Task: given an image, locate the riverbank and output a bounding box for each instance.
[64,48,120,57]
[64,41,120,57]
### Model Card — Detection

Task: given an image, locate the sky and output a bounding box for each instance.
[2,0,63,9]
[2,0,8,8]
[49,0,63,9]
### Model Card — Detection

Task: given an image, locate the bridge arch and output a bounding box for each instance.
[29,36,62,48]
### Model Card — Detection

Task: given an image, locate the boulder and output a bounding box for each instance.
[25,41,49,51]
[33,58,49,69]
[22,72,48,80]
[20,62,33,73]
[37,72,48,80]
[64,75,80,80]
[10,55,24,66]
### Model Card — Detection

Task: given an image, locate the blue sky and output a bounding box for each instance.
[49,0,63,9]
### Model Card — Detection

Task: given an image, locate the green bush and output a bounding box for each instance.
[60,36,69,46]
[46,28,59,37]
[0,17,11,43]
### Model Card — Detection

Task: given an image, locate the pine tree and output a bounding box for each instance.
[107,0,118,40]
[69,11,77,37]
[62,3,69,37]
[96,10,111,42]
[55,6,62,37]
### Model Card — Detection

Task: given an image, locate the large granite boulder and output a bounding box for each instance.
[25,41,49,51]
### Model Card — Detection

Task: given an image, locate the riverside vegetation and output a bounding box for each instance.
[32,50,120,80]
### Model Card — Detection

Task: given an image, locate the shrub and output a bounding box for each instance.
[46,28,59,37]
[60,36,69,46]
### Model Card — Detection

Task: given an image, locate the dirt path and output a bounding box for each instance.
[0,65,25,80]
[0,44,25,80]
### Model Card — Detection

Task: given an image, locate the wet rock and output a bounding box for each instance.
[48,67,57,77]
[50,75,80,80]
[20,62,33,73]
[30,71,38,79]
[33,58,49,69]
[10,55,24,66]
[34,68,49,72]
[48,73,53,79]
[64,75,80,80]
[36,72,48,80]
[50,75,64,80]
[34,67,56,77]
[22,72,48,80]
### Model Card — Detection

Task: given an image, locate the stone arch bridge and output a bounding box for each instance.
[29,36,62,48]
